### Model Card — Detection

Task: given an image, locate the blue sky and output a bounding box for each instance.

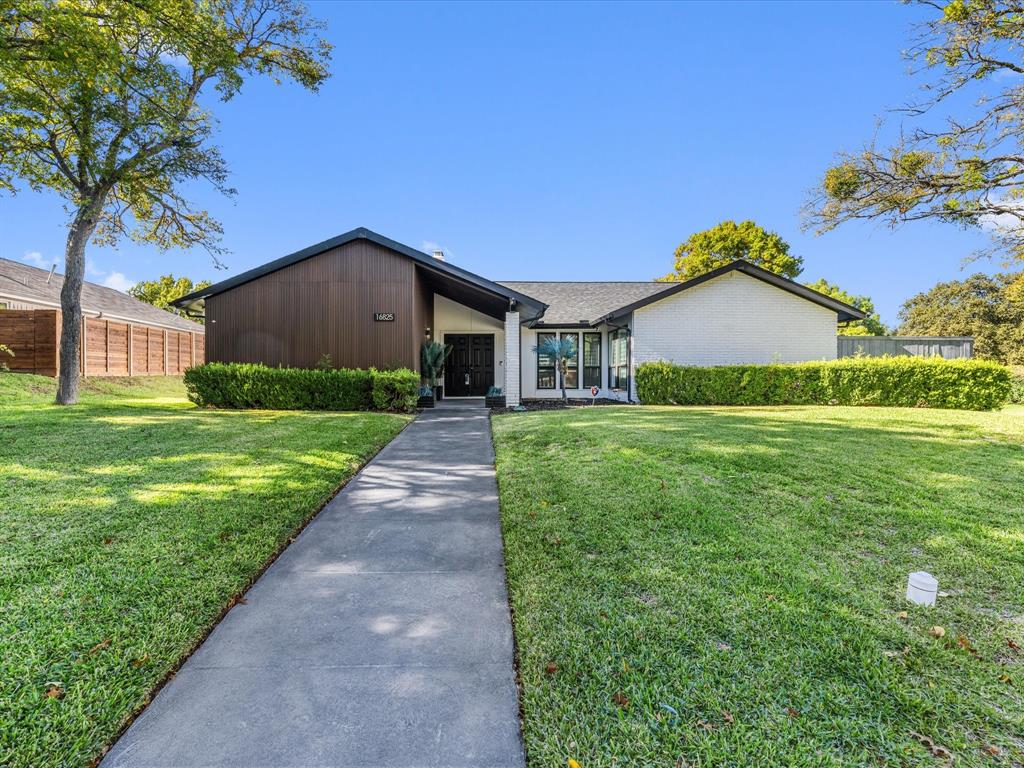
[1,1,1005,326]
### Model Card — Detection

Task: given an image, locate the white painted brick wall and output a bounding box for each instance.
[504,311,520,406]
[632,271,837,366]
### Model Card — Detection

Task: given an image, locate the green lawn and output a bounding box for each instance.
[493,405,1024,767]
[0,374,409,768]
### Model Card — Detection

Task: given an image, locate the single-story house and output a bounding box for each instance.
[172,227,863,405]
[0,257,205,377]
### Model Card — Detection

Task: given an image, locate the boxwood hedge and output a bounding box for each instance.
[635,357,1012,411]
[183,363,419,412]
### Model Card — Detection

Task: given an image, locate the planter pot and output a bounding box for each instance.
[434,385,443,401]
[485,395,506,408]
[417,395,435,409]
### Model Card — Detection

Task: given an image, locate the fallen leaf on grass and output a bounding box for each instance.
[86,638,111,656]
[696,719,715,731]
[567,759,580,768]
[544,662,557,675]
[721,709,734,724]
[786,707,799,718]
[1008,638,1021,651]
[911,731,953,760]
[44,684,64,699]
[998,673,1013,684]
[956,635,979,657]
[716,641,733,651]
[612,692,630,709]
[929,626,946,638]
[103,537,113,545]
[130,653,149,668]
[982,744,1001,756]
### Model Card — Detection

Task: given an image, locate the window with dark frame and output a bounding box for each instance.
[609,329,629,389]
[537,332,556,389]
[582,332,601,388]
[559,331,579,389]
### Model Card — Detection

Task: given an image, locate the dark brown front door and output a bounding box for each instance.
[444,334,494,396]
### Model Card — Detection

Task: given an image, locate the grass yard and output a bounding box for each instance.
[0,374,409,768]
[493,405,1024,767]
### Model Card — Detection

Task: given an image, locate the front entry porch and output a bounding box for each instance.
[443,333,495,397]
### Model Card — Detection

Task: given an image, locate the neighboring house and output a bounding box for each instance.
[0,257,204,377]
[172,227,863,405]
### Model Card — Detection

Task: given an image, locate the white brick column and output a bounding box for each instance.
[504,311,520,406]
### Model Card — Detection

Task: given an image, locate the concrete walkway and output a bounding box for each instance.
[102,400,525,768]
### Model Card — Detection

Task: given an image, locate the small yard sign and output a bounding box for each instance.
[374,312,395,322]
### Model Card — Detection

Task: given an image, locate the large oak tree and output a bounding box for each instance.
[659,220,804,282]
[898,272,1024,363]
[806,0,1024,262]
[0,0,331,403]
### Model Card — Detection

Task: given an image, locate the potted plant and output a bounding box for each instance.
[485,385,505,408]
[420,340,452,401]
[417,385,435,409]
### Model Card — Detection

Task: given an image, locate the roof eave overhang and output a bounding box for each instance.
[171,227,548,322]
[592,261,867,324]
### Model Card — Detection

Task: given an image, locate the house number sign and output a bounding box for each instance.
[373,312,395,322]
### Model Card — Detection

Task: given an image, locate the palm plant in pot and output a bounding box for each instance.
[420,340,453,401]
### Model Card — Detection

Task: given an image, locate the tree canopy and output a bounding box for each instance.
[804,278,888,336]
[129,274,211,320]
[660,220,803,282]
[0,0,331,403]
[897,272,1024,363]
[806,0,1024,262]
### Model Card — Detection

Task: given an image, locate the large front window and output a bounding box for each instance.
[582,332,601,388]
[537,332,555,389]
[559,331,579,389]
[609,329,629,390]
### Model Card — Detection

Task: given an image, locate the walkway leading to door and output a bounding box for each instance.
[102,400,525,768]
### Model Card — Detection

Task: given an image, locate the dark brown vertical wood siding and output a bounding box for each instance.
[205,239,423,370]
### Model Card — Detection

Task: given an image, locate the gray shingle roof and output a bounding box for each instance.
[0,257,203,332]
[496,281,676,325]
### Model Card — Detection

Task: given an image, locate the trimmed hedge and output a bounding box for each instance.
[1011,366,1024,404]
[635,357,1012,411]
[183,363,419,413]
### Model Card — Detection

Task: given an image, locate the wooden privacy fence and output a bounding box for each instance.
[0,309,204,377]
[837,335,973,360]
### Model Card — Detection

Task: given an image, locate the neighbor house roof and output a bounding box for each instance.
[172,227,548,320]
[0,257,203,333]
[502,260,866,326]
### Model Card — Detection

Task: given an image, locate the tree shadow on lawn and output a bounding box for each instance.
[0,400,406,768]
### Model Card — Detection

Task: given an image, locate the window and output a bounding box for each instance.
[582,333,601,388]
[559,331,579,389]
[537,332,556,389]
[609,329,629,389]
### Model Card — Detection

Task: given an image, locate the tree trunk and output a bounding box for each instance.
[56,197,105,405]
[560,361,567,403]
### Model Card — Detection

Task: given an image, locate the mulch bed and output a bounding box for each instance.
[492,397,631,413]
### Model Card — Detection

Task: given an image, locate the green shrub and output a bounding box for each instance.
[635,357,1012,411]
[369,368,420,412]
[1010,366,1024,404]
[184,363,418,413]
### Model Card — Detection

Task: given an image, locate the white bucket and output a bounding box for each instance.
[906,571,938,607]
